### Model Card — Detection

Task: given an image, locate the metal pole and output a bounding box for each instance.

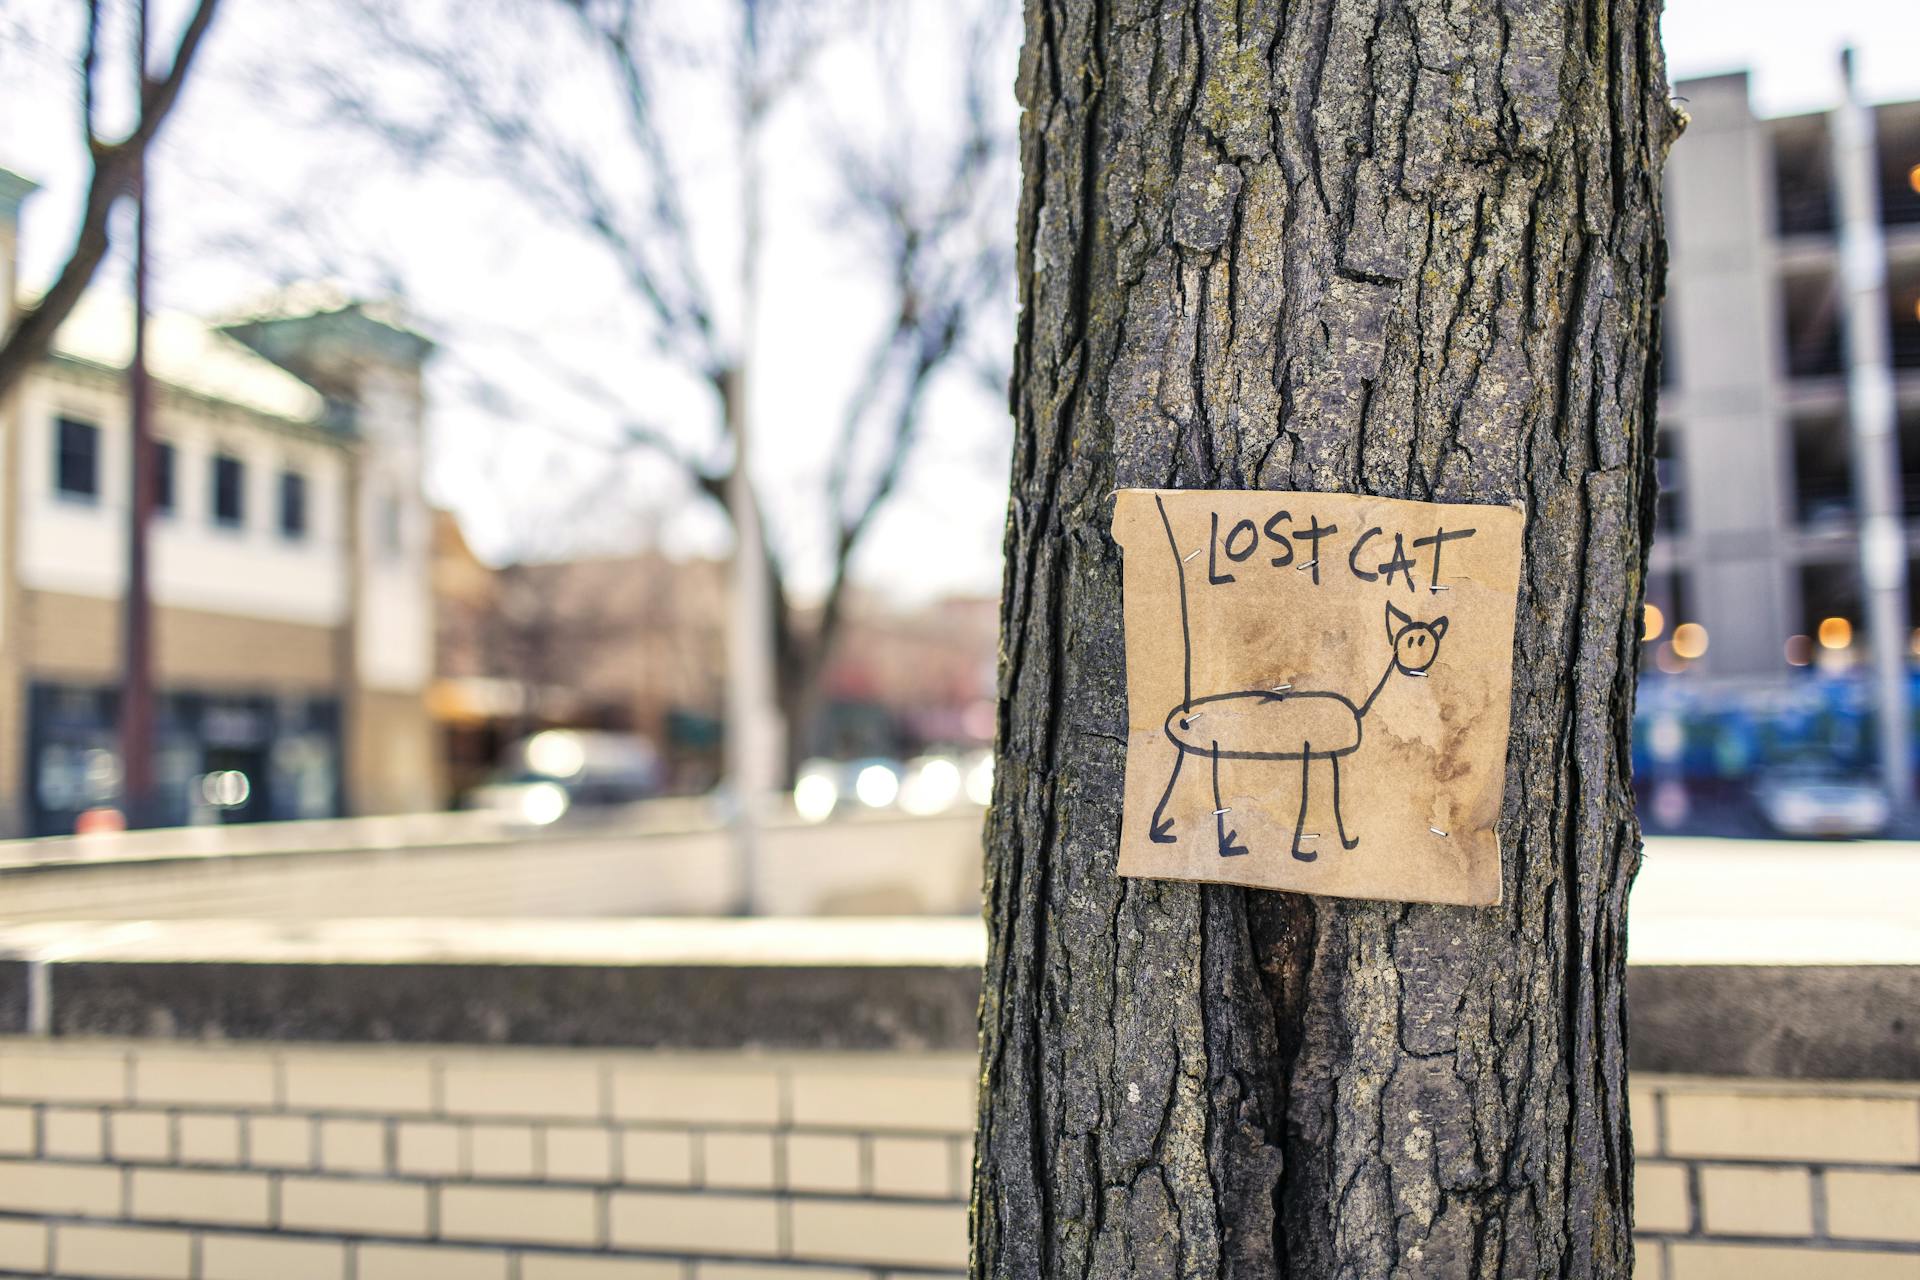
[121,0,156,827]
[1833,48,1912,810]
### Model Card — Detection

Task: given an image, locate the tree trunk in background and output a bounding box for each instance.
[973,1,1677,1276]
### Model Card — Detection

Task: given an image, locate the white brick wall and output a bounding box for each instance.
[5,1040,1915,1280]
[1633,1075,1920,1280]
[0,1039,974,1278]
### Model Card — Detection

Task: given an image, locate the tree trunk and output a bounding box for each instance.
[973,2,1676,1277]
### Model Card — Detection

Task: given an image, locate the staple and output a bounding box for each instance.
[1184,548,1202,562]
[1405,669,1428,677]
[1296,559,1318,572]
[1430,585,1451,593]
[1429,827,1449,837]
[1212,807,1231,816]
[1298,833,1319,841]
[1270,683,1292,693]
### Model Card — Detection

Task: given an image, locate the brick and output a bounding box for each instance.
[53,1223,193,1279]
[791,1198,968,1268]
[1669,1241,1920,1280]
[282,1176,429,1237]
[0,1046,126,1103]
[610,1190,781,1255]
[610,1067,780,1126]
[786,1132,862,1193]
[872,1135,953,1198]
[622,1128,695,1184]
[111,1110,173,1162]
[1634,1239,1666,1280]
[283,1053,433,1113]
[356,1243,511,1280]
[1635,1161,1692,1234]
[523,1257,683,1280]
[133,1052,276,1108]
[443,1060,601,1120]
[249,1113,314,1169]
[544,1125,615,1182]
[1631,1086,1662,1158]
[1827,1170,1920,1243]
[320,1117,387,1173]
[0,1105,34,1155]
[471,1122,538,1178]
[43,1106,106,1159]
[130,1167,272,1227]
[201,1233,346,1280]
[703,1130,776,1189]
[1698,1165,1813,1237]
[439,1184,601,1246]
[0,1219,48,1273]
[790,1071,972,1134]
[1665,1092,1920,1164]
[397,1121,463,1176]
[178,1112,242,1164]
[0,1157,121,1215]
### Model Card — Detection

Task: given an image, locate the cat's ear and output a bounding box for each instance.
[1430,616,1449,641]
[1386,601,1412,641]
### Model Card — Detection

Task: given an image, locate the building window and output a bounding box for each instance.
[153,441,175,515]
[54,417,99,501]
[212,453,246,528]
[279,469,308,541]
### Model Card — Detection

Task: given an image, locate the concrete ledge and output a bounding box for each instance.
[1627,965,1920,1081]
[0,919,986,1052]
[1,919,1914,1079]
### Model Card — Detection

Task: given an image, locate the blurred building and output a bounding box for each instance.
[430,525,729,799]
[429,520,999,798]
[1651,75,1920,677]
[816,594,999,757]
[0,170,438,835]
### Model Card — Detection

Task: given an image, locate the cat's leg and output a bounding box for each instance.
[1211,743,1249,857]
[1149,745,1185,843]
[1332,753,1359,850]
[1291,742,1316,862]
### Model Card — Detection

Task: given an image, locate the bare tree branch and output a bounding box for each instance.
[0,0,224,399]
[269,0,1011,767]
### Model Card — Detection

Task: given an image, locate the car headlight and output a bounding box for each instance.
[854,764,900,808]
[793,772,839,823]
[520,782,571,826]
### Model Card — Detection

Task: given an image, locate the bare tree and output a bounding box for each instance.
[0,0,223,398]
[290,0,1013,773]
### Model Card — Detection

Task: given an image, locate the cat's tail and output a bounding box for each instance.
[1151,492,1193,714]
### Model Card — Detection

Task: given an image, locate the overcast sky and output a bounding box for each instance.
[2,0,1917,604]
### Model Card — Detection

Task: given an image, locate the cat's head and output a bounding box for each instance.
[1387,601,1449,674]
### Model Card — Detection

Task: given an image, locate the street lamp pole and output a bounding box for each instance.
[1834,48,1912,811]
[121,0,157,828]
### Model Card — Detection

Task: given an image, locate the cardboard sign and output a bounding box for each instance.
[1112,489,1525,907]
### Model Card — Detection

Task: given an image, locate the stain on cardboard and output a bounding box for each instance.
[1112,489,1526,906]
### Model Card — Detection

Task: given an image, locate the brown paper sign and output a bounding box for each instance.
[1112,489,1525,906]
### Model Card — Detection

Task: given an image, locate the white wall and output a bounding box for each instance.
[353,367,433,692]
[14,370,350,627]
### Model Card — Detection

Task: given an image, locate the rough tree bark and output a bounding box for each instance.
[974,1,1678,1276]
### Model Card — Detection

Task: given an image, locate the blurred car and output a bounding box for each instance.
[1752,764,1890,838]
[467,730,663,826]
[791,757,904,822]
[791,752,992,822]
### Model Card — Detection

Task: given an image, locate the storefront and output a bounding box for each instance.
[25,682,342,836]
